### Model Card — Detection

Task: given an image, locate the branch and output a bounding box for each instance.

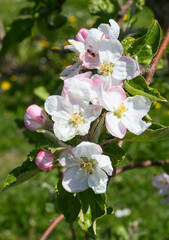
[39,214,64,240]
[116,0,133,25]
[116,160,169,175]
[145,26,169,85]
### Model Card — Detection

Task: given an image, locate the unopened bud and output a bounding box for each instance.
[24,104,48,131]
[75,28,89,42]
[35,150,53,170]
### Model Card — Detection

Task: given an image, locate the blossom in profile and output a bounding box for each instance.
[59,142,113,193]
[35,150,53,171]
[45,82,102,141]
[98,19,120,39]
[24,104,48,131]
[152,173,169,195]
[99,86,151,138]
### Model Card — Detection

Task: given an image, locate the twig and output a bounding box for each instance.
[146,26,169,85]
[100,137,117,147]
[51,49,72,54]
[39,214,64,240]
[116,160,169,175]
[70,224,76,240]
[116,0,133,25]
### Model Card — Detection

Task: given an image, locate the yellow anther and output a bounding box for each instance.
[98,62,114,76]
[114,103,128,118]
[68,112,85,128]
[161,179,168,185]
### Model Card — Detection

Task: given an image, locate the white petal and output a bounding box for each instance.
[64,40,85,58]
[113,56,140,80]
[76,122,91,136]
[99,85,126,111]
[158,185,169,195]
[88,168,108,194]
[73,141,102,158]
[99,39,123,64]
[85,28,104,52]
[98,19,120,38]
[45,95,64,115]
[124,95,151,119]
[62,167,89,193]
[59,148,79,167]
[53,121,76,141]
[92,154,113,176]
[106,112,126,139]
[122,115,151,135]
[153,173,169,188]
[84,105,102,122]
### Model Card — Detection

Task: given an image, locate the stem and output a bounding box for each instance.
[100,137,117,147]
[39,214,64,240]
[116,0,133,25]
[70,224,76,240]
[146,26,169,85]
[116,160,169,175]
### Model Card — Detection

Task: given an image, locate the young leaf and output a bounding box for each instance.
[87,0,119,16]
[55,180,81,223]
[78,189,106,235]
[103,141,125,166]
[121,20,162,64]
[123,125,169,142]
[124,76,167,102]
[2,149,41,191]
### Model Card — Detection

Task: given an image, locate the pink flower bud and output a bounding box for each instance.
[35,150,53,170]
[24,104,48,131]
[75,28,89,42]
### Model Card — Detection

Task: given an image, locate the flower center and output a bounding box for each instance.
[80,157,97,174]
[161,179,168,185]
[68,112,85,128]
[114,103,128,118]
[98,62,114,76]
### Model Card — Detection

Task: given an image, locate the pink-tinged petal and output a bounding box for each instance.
[35,150,53,171]
[75,28,89,42]
[53,121,76,141]
[98,19,120,39]
[24,104,48,131]
[88,168,108,194]
[59,148,79,167]
[85,28,104,53]
[82,51,100,69]
[99,85,126,111]
[73,141,102,158]
[99,39,123,64]
[62,166,89,193]
[74,71,92,79]
[122,115,151,135]
[106,112,126,139]
[113,56,140,80]
[60,63,81,80]
[92,155,113,176]
[124,95,151,119]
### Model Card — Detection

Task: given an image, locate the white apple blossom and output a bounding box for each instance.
[98,19,120,39]
[152,173,169,195]
[45,82,102,141]
[97,38,140,81]
[99,85,151,138]
[59,141,113,193]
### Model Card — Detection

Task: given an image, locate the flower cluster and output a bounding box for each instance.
[24,19,152,194]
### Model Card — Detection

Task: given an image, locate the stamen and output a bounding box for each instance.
[80,158,97,174]
[98,62,114,76]
[114,103,128,118]
[68,112,85,128]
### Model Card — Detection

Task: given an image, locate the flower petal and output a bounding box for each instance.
[88,168,108,194]
[82,51,100,69]
[64,40,85,58]
[113,56,140,80]
[85,28,104,52]
[53,121,76,141]
[92,154,113,176]
[105,112,126,138]
[99,39,123,64]
[98,19,120,39]
[59,148,79,167]
[62,167,89,193]
[73,141,102,158]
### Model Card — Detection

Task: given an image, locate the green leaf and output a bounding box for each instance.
[34,86,49,101]
[87,0,119,16]
[121,20,162,64]
[103,141,125,166]
[123,125,169,142]
[55,180,81,223]
[0,18,34,55]
[124,76,167,102]
[2,149,41,191]
[78,189,106,235]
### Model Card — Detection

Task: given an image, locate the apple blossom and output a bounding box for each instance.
[75,28,89,42]
[24,104,48,131]
[45,82,102,141]
[59,141,113,193]
[99,86,151,138]
[98,19,120,39]
[152,173,169,195]
[35,150,53,171]
[60,63,81,80]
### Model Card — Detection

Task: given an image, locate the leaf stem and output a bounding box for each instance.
[146,26,169,85]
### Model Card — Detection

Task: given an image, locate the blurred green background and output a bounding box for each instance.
[0,0,169,239]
